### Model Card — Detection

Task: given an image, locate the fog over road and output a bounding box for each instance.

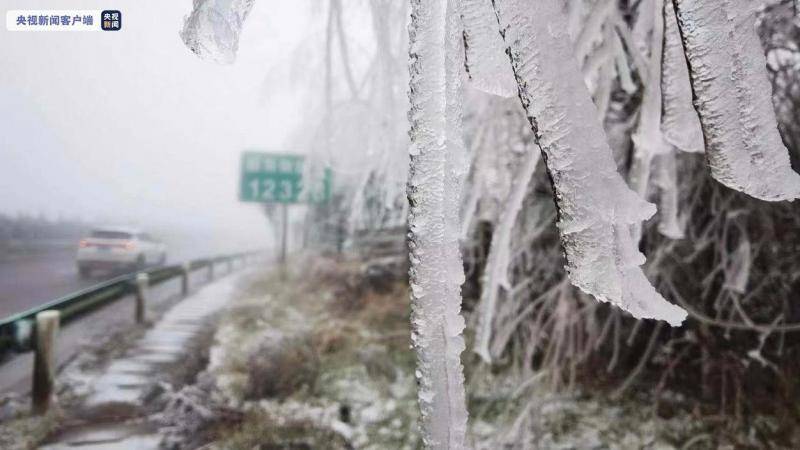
[0,248,93,318]
[0,237,255,319]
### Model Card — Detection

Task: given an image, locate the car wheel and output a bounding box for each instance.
[78,266,91,279]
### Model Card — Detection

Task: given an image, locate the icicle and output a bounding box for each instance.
[180,0,255,64]
[672,0,800,201]
[629,0,687,241]
[725,235,751,294]
[462,0,518,97]
[661,0,704,154]
[407,0,470,447]
[630,0,667,201]
[475,147,541,363]
[490,0,687,326]
[654,148,685,239]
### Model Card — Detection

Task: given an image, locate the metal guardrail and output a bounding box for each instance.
[349,226,406,258]
[0,251,259,355]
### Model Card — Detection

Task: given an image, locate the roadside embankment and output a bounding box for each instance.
[159,254,418,449]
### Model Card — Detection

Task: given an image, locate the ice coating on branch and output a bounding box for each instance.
[661,0,704,154]
[632,0,657,52]
[575,0,617,64]
[180,0,255,64]
[461,0,518,97]
[462,98,520,230]
[490,0,687,326]
[672,0,800,201]
[475,147,540,362]
[407,0,470,447]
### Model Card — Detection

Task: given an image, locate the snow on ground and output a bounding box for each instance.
[189,256,420,449]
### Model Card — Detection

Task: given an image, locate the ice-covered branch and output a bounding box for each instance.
[490,0,687,326]
[661,0,704,154]
[180,0,255,64]
[475,145,540,362]
[462,0,518,97]
[407,0,470,447]
[672,0,800,201]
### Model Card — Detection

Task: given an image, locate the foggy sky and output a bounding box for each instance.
[0,0,322,252]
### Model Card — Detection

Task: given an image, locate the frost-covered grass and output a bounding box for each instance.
[0,407,59,450]
[470,387,706,449]
[467,373,766,449]
[466,364,800,449]
[206,256,421,449]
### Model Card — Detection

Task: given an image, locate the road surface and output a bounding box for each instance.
[0,264,246,395]
[0,249,93,318]
[0,240,248,319]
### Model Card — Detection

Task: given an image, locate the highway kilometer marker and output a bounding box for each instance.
[239,151,331,204]
[239,151,332,272]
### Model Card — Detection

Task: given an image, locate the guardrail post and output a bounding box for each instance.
[135,273,149,324]
[32,310,59,415]
[181,263,191,297]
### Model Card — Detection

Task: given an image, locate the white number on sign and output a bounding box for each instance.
[279,180,293,199]
[264,179,276,200]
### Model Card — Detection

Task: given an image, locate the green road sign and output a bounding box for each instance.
[239,151,331,204]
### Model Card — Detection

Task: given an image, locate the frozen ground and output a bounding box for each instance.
[164,256,420,449]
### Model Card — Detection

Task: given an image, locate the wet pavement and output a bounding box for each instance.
[39,271,249,449]
[0,241,223,319]
[40,423,160,450]
[0,266,212,395]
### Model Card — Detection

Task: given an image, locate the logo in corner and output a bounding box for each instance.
[100,10,121,31]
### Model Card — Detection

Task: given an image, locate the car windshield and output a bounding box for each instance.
[89,230,133,240]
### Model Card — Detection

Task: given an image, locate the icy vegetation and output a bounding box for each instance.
[629,0,685,240]
[180,0,255,64]
[661,0,704,154]
[406,0,470,447]
[672,0,800,201]
[490,0,687,327]
[475,147,540,362]
[461,0,518,98]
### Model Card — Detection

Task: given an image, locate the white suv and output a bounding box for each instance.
[76,227,167,277]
